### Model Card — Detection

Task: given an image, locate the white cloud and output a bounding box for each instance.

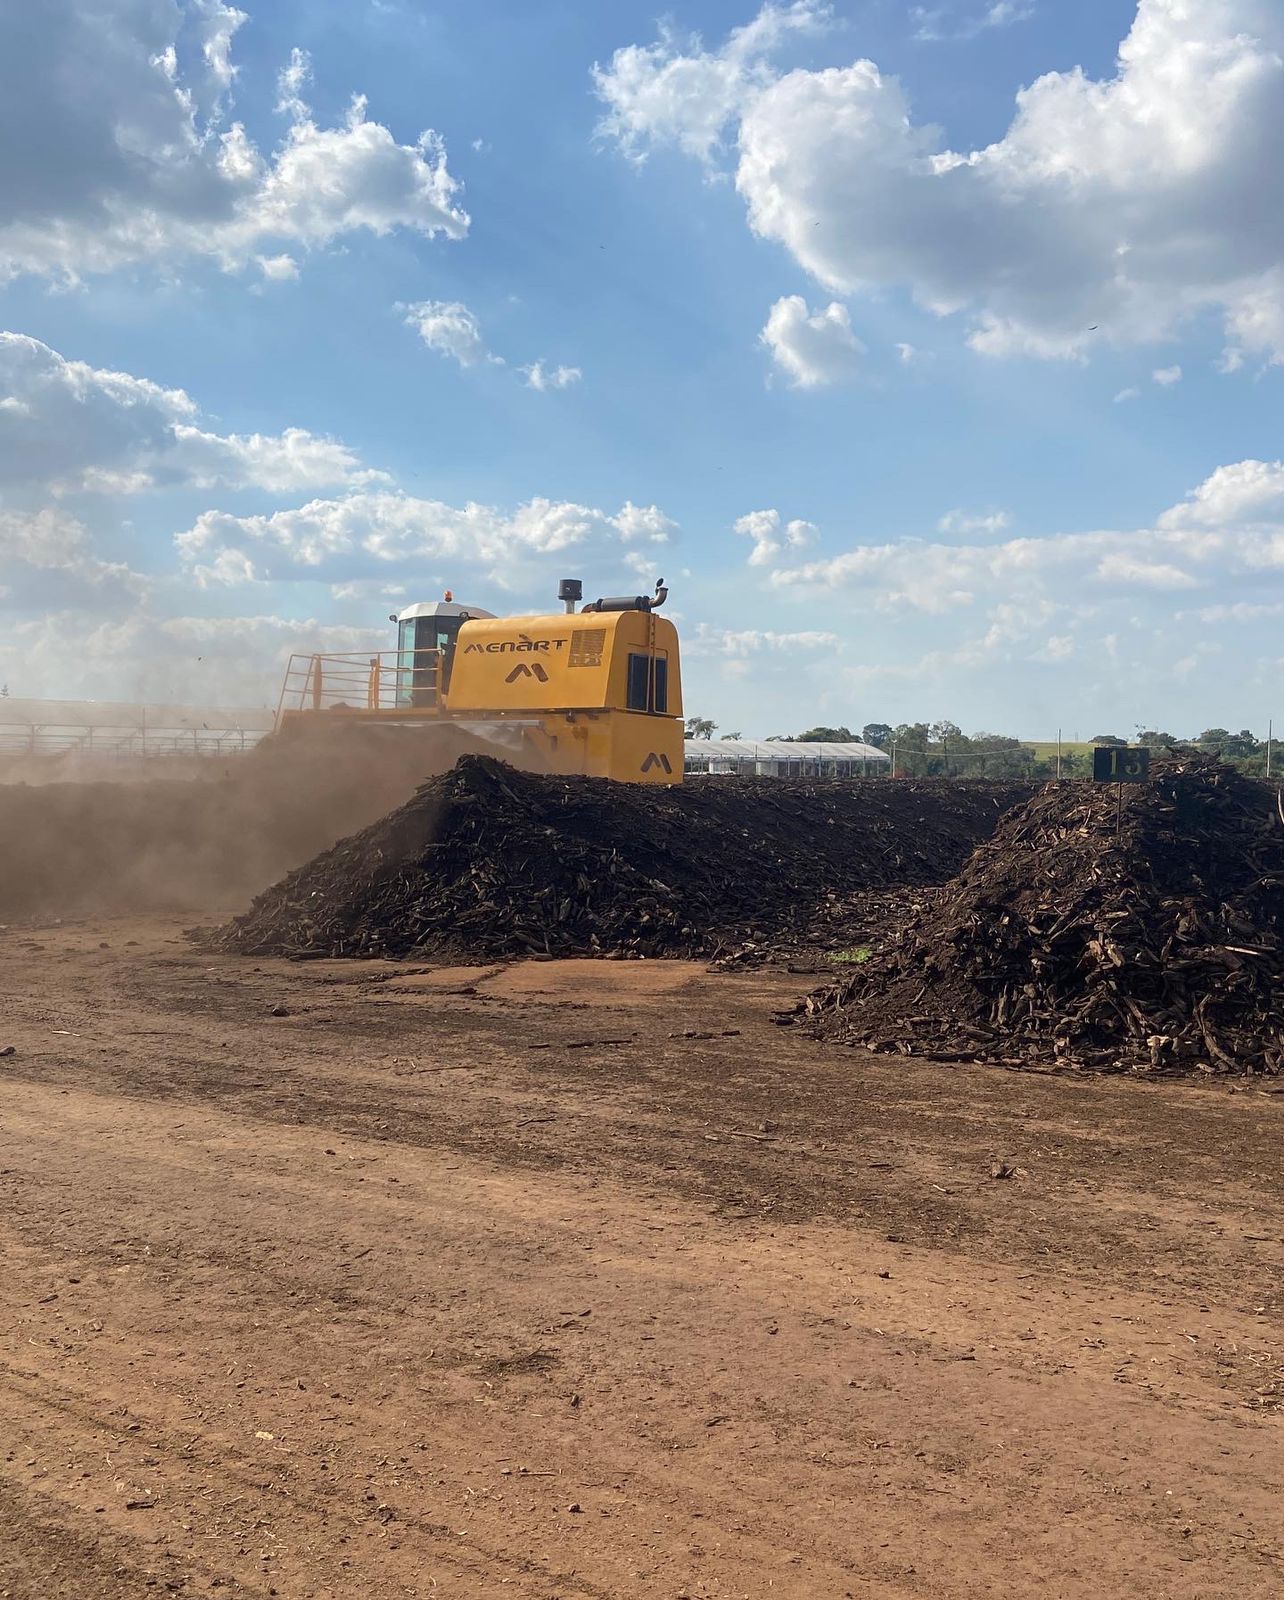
[1114,386,1141,403]
[688,623,838,655]
[402,314,581,389]
[735,509,783,566]
[912,2,1035,43]
[1158,459,1284,529]
[0,3,468,282]
[275,45,311,121]
[196,0,245,100]
[256,253,300,281]
[769,460,1284,614]
[612,501,678,543]
[774,524,1212,610]
[2,478,679,702]
[598,1,1284,363]
[1096,552,1197,589]
[0,506,102,569]
[983,1,1035,25]
[895,343,921,365]
[176,492,677,585]
[0,609,394,705]
[159,613,384,654]
[330,579,407,601]
[938,508,1010,536]
[522,360,583,392]
[402,301,498,369]
[593,1,832,165]
[0,506,147,601]
[166,425,384,494]
[1152,364,1183,386]
[733,507,817,565]
[0,333,381,495]
[1182,600,1284,623]
[840,600,1062,689]
[760,295,864,386]
[1037,633,1075,662]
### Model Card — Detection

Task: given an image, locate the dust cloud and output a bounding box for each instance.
[0,722,517,920]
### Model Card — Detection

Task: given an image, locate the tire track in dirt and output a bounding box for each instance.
[3,1073,1284,1597]
[2,918,1284,1597]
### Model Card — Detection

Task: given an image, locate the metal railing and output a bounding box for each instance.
[0,725,266,759]
[275,649,443,723]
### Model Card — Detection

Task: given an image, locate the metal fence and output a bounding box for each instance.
[0,697,276,760]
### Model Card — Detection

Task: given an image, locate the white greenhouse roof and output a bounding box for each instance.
[685,739,890,762]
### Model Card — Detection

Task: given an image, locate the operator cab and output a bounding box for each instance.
[392,595,496,707]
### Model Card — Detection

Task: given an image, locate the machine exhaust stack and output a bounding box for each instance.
[581,578,669,615]
[558,578,583,615]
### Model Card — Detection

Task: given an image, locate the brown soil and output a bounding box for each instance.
[2,915,1282,1597]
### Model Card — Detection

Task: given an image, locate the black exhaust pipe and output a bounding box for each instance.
[582,578,668,614]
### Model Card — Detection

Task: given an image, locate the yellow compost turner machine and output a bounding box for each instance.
[275,578,684,784]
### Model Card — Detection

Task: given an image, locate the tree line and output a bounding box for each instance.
[683,718,1275,779]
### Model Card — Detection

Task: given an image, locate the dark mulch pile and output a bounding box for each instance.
[800,754,1284,1075]
[208,755,1030,961]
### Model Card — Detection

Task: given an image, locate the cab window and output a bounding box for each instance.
[626,652,668,714]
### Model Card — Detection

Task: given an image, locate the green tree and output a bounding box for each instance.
[776,725,855,742]
[1089,733,1126,746]
[861,722,894,748]
[891,722,932,777]
[1032,748,1086,779]
[966,734,1035,778]
[1198,728,1259,758]
[927,721,965,776]
[684,717,717,740]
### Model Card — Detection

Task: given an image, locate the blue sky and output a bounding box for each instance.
[1,0,1282,737]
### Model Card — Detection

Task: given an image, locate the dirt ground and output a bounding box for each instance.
[1,916,1283,1599]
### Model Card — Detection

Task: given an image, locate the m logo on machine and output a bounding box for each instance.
[640,752,673,774]
[504,662,550,684]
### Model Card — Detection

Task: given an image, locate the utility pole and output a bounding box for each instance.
[1056,727,1062,781]
[1268,720,1274,779]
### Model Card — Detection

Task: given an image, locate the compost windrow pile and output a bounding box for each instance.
[802,753,1284,1075]
[212,755,1029,961]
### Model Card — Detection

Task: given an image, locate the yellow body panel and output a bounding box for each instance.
[447,610,681,714]
[275,606,685,784]
[480,707,683,784]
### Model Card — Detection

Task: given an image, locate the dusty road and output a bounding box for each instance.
[1,916,1282,1598]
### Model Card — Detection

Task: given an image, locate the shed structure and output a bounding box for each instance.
[684,738,891,777]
